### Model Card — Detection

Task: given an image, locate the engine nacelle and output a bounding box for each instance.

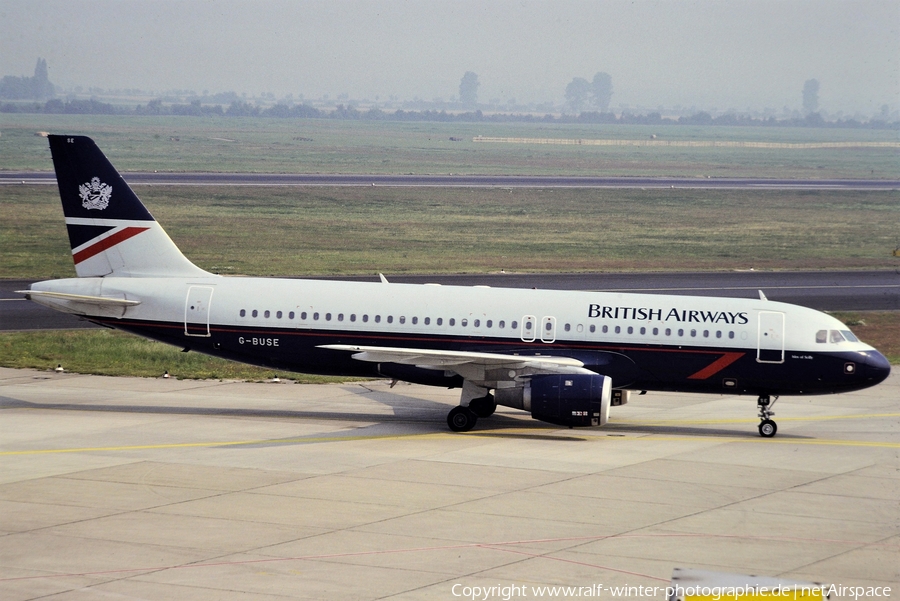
[495,374,611,427]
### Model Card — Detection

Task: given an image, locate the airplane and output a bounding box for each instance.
[20,135,891,437]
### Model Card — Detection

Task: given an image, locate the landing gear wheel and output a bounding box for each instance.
[468,395,496,418]
[756,394,778,437]
[447,406,478,432]
[758,419,777,438]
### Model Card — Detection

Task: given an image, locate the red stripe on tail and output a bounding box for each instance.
[72,227,150,265]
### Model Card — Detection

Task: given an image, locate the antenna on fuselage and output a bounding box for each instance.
[758,290,768,301]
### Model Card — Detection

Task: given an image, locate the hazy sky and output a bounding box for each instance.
[2,0,898,113]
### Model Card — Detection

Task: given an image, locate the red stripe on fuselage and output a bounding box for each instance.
[72,227,150,265]
[687,352,745,379]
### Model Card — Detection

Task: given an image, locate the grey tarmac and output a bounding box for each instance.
[0,367,897,599]
[2,172,899,190]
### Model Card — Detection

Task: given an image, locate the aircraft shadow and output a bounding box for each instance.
[0,394,811,441]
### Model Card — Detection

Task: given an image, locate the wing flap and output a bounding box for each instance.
[318,344,585,368]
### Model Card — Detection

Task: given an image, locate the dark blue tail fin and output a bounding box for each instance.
[48,135,208,278]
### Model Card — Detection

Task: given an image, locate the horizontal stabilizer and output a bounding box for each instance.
[17,290,141,307]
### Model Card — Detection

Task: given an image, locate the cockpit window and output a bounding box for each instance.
[841,330,859,342]
[817,329,859,343]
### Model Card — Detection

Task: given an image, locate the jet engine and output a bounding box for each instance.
[494,373,611,427]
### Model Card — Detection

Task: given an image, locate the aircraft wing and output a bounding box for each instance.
[317,344,587,371]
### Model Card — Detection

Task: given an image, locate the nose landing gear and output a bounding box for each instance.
[757,394,778,437]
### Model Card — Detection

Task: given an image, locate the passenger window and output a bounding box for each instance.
[816,330,827,343]
[350,314,356,322]
[627,326,633,334]
[301,311,307,319]
[703,330,708,338]
[728,331,735,339]
[652,327,658,335]
[486,320,492,328]
[276,311,283,319]
[678,329,684,336]
[289,311,295,319]
[240,309,246,317]
[615,326,621,334]
[640,327,646,335]
[716,330,721,338]
[665,328,671,336]
[325,313,332,321]
[412,317,418,325]
[264,310,270,318]
[449,318,456,326]
[338,313,344,321]
[523,321,530,330]
[577,324,583,333]
[589,325,596,333]
[462,319,468,327]
[473,319,479,327]
[313,312,319,320]
[564,323,571,332]
[602,325,608,333]
[437,317,443,326]
[499,320,505,328]
[362,315,368,322]
[546,322,553,331]
[252,310,258,318]
[424,317,430,325]
[511,320,518,329]
[399,316,405,324]
[387,316,393,324]
[829,330,845,343]
[375,315,381,323]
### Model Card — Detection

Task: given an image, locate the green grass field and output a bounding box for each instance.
[0,329,355,382]
[2,114,898,178]
[2,184,897,279]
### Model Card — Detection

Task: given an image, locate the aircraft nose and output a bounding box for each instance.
[864,351,891,385]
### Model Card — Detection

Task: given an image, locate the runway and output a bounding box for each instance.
[2,171,899,189]
[0,366,897,599]
[3,271,898,331]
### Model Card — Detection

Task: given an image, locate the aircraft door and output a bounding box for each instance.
[185,286,214,337]
[757,311,784,363]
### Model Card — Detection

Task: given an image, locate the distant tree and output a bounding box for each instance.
[591,72,613,112]
[565,77,591,113]
[459,72,479,107]
[32,58,53,98]
[802,79,819,115]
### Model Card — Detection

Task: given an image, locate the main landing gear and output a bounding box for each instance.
[447,393,495,432]
[757,394,779,438]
